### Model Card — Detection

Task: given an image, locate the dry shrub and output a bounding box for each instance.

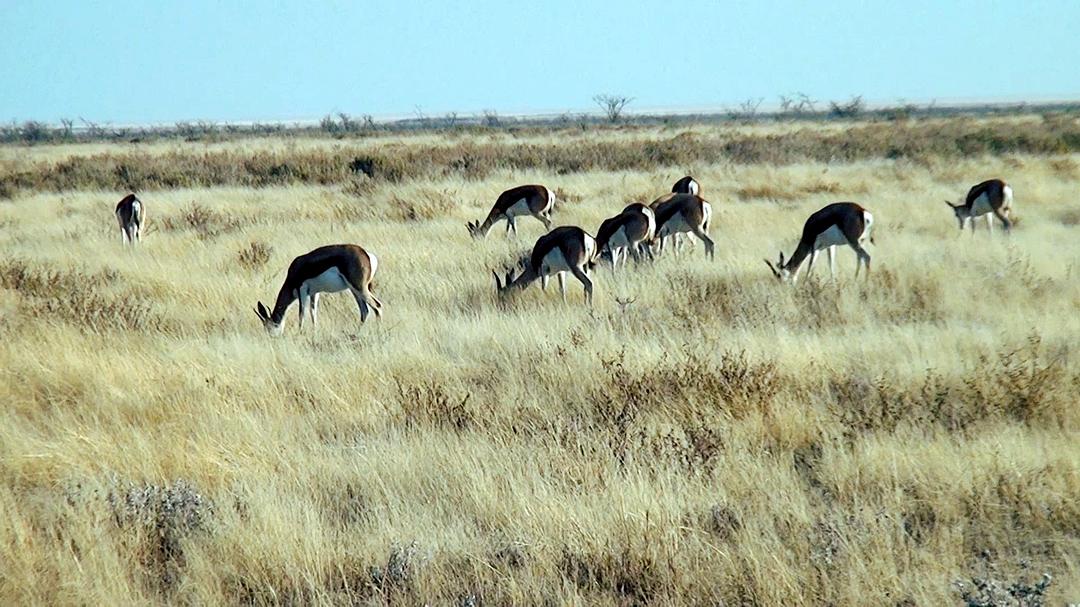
[394,377,476,431]
[560,544,663,604]
[1058,208,1080,226]
[590,348,780,470]
[349,154,407,183]
[159,202,242,239]
[828,333,1071,434]
[867,268,946,324]
[104,479,213,592]
[9,118,1080,194]
[0,259,169,332]
[736,183,802,201]
[235,240,272,270]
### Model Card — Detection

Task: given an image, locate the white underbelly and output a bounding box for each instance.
[659,214,693,236]
[302,268,351,294]
[814,225,849,250]
[506,199,532,218]
[970,193,994,216]
[609,227,634,249]
[540,248,573,275]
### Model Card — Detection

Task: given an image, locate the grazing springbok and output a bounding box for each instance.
[596,203,656,270]
[493,226,598,305]
[765,202,873,284]
[946,178,1013,235]
[115,193,144,246]
[466,184,555,238]
[254,244,382,335]
[672,175,700,196]
[652,194,714,259]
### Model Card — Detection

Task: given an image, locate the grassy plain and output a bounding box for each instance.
[1,117,1079,605]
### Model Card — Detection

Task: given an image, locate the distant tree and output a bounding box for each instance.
[779,92,817,117]
[593,94,634,123]
[481,109,500,128]
[829,95,865,119]
[728,98,764,121]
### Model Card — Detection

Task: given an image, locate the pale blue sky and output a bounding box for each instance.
[1,1,1077,124]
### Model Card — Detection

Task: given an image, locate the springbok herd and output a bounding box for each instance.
[113,176,1015,335]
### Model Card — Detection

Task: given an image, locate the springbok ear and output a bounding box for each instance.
[257,302,270,320]
[492,270,502,290]
[764,259,779,277]
[254,306,263,320]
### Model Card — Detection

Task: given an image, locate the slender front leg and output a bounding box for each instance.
[298,295,309,330]
[571,266,593,306]
[310,293,319,327]
[828,246,836,280]
[853,246,871,279]
[558,272,567,303]
[541,275,549,291]
[987,213,994,235]
[806,251,818,277]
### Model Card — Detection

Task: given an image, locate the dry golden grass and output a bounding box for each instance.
[1,120,1078,605]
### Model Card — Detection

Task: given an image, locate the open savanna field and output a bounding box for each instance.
[1,115,1079,605]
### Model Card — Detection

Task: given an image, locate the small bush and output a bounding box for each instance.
[235,240,272,270]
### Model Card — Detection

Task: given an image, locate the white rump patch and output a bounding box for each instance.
[367,251,379,278]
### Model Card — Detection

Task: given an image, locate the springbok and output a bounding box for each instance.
[653,194,714,259]
[946,179,1013,235]
[254,244,382,335]
[493,226,597,305]
[672,175,700,196]
[765,202,873,284]
[115,193,144,246]
[466,184,555,238]
[596,203,656,271]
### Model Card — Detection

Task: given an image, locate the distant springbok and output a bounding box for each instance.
[596,203,656,270]
[255,244,382,335]
[652,194,714,259]
[765,202,873,284]
[946,179,1013,235]
[672,175,700,196]
[493,226,597,305]
[466,184,554,238]
[115,193,144,246]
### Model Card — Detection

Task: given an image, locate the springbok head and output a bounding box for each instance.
[253,301,284,336]
[465,220,484,239]
[763,252,793,283]
[944,200,969,230]
[491,267,518,296]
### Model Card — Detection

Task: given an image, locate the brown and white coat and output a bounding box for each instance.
[765,202,873,283]
[115,193,144,245]
[493,226,598,304]
[255,244,382,335]
[946,178,1013,234]
[466,184,555,238]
